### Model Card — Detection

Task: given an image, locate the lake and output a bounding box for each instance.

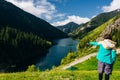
[36,38,79,70]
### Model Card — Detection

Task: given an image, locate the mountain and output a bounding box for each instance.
[0,0,68,72]
[61,14,120,65]
[69,9,120,39]
[96,15,120,46]
[77,14,120,55]
[56,22,79,33]
[0,0,68,41]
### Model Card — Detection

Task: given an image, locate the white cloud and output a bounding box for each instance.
[54,0,67,3]
[5,0,57,20]
[56,13,66,17]
[51,15,90,26]
[102,0,120,12]
[5,0,89,26]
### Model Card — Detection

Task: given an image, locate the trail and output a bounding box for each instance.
[62,49,120,70]
[62,52,97,69]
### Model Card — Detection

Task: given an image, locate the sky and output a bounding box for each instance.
[5,0,120,26]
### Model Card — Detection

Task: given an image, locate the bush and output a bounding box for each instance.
[26,65,40,72]
[61,52,78,64]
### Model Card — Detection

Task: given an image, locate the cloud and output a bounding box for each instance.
[102,0,120,12]
[51,15,90,26]
[5,0,89,27]
[5,0,58,20]
[54,0,67,3]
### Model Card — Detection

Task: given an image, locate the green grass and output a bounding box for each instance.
[114,54,120,70]
[73,57,97,70]
[0,70,120,80]
[0,16,120,80]
[71,54,120,71]
[0,54,120,80]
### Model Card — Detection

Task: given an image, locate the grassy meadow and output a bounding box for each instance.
[0,54,120,80]
[72,54,120,71]
[0,70,120,80]
[0,16,120,80]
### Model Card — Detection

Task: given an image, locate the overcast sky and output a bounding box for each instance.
[6,0,120,26]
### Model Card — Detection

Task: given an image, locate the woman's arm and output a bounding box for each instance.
[89,42,100,46]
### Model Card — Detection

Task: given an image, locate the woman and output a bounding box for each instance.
[89,34,116,80]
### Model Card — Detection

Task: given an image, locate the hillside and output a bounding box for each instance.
[69,9,120,39]
[78,15,120,50]
[0,1,120,80]
[0,54,120,80]
[56,22,79,33]
[0,6,120,79]
[61,14,120,65]
[0,0,68,41]
[0,27,52,72]
[0,0,68,72]
[73,54,120,71]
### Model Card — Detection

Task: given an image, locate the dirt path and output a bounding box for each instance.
[62,52,97,69]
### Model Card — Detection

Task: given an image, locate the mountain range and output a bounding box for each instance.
[56,22,79,33]
[69,9,120,39]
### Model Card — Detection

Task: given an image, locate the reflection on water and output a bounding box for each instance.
[36,38,79,70]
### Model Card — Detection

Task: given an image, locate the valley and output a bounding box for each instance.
[0,0,120,80]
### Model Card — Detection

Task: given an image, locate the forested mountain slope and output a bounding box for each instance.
[0,0,67,72]
[0,0,67,41]
[70,9,120,39]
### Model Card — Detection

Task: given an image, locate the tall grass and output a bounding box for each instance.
[0,70,120,80]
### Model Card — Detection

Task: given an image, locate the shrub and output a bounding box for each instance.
[26,65,40,72]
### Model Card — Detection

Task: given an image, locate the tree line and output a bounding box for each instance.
[0,27,52,71]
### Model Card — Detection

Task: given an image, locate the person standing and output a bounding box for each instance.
[89,34,116,80]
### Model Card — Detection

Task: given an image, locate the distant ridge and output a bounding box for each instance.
[70,9,120,39]
[0,0,68,40]
[56,22,79,33]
